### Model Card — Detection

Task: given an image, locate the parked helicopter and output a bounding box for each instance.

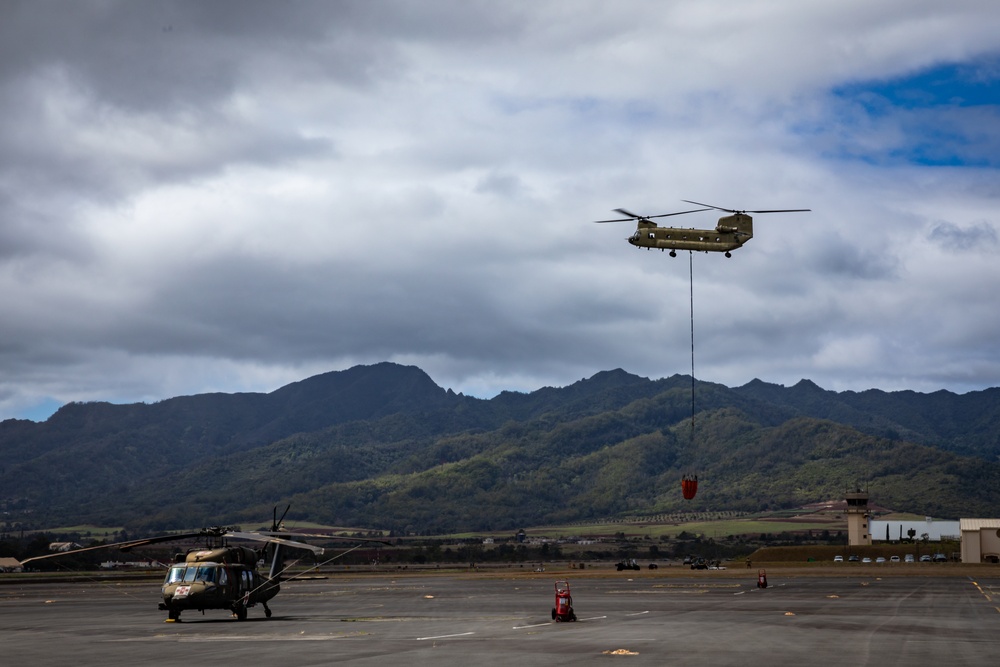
[20,507,386,622]
[595,200,810,257]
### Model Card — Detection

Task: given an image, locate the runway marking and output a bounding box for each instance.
[416,632,474,641]
[579,615,607,621]
[626,611,649,616]
[513,622,551,629]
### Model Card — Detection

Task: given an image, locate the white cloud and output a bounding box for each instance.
[1,1,1000,419]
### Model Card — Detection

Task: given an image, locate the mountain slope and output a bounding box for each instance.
[3,362,1000,532]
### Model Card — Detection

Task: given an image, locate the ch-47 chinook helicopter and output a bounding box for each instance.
[20,507,387,622]
[596,199,810,257]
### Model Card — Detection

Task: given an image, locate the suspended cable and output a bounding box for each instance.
[689,250,695,442]
[681,250,698,500]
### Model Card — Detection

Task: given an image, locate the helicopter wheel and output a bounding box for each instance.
[234,604,248,621]
[669,250,676,257]
[725,251,731,258]
[167,609,181,622]
[264,604,273,618]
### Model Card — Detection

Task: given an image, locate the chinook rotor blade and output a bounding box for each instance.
[595,207,710,223]
[743,208,811,213]
[646,207,712,219]
[682,199,810,215]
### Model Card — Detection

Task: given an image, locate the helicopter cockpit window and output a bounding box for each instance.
[648,232,655,239]
[170,564,219,584]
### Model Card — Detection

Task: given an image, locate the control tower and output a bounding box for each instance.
[846,489,871,546]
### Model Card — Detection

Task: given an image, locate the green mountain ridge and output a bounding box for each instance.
[2,362,998,533]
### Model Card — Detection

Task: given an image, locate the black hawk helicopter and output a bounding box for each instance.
[20,507,387,622]
[596,199,810,257]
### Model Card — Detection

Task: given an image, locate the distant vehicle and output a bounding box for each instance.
[833,555,844,563]
[905,554,915,563]
[875,557,886,564]
[862,557,872,563]
[890,555,900,563]
[933,553,948,562]
[616,559,641,571]
[920,555,932,562]
[848,555,860,562]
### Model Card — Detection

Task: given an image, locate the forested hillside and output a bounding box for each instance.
[2,363,999,533]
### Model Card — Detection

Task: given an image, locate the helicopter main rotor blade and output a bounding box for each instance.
[646,207,712,219]
[252,530,393,546]
[683,199,811,215]
[614,208,642,218]
[595,207,711,223]
[225,531,326,555]
[682,199,736,213]
[19,531,208,565]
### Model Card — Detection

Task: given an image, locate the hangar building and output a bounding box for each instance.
[959,519,1000,564]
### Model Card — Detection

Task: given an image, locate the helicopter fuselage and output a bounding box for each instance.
[628,213,753,254]
[159,546,278,621]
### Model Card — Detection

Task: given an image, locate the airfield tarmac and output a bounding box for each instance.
[2,567,999,666]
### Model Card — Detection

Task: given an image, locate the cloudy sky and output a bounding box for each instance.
[2,0,999,421]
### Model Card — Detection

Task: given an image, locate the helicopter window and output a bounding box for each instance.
[647,232,655,239]
[195,565,216,583]
[166,565,185,584]
[218,568,228,586]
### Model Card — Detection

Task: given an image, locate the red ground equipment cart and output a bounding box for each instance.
[552,580,577,622]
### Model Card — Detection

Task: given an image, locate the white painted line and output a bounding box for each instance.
[579,615,607,621]
[626,611,650,616]
[513,622,551,629]
[416,632,475,641]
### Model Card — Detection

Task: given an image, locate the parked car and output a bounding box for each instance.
[904,554,915,563]
[848,555,860,562]
[862,557,872,563]
[833,555,844,562]
[890,555,900,563]
[933,553,948,562]
[875,557,886,563]
[920,554,932,562]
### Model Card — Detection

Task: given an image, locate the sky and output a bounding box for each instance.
[2,1,999,421]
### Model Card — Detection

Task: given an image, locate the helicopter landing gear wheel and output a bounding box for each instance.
[725,251,731,258]
[167,609,180,622]
[234,604,248,621]
[670,250,677,257]
[263,602,273,618]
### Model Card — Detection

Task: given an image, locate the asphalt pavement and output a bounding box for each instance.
[2,569,998,666]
